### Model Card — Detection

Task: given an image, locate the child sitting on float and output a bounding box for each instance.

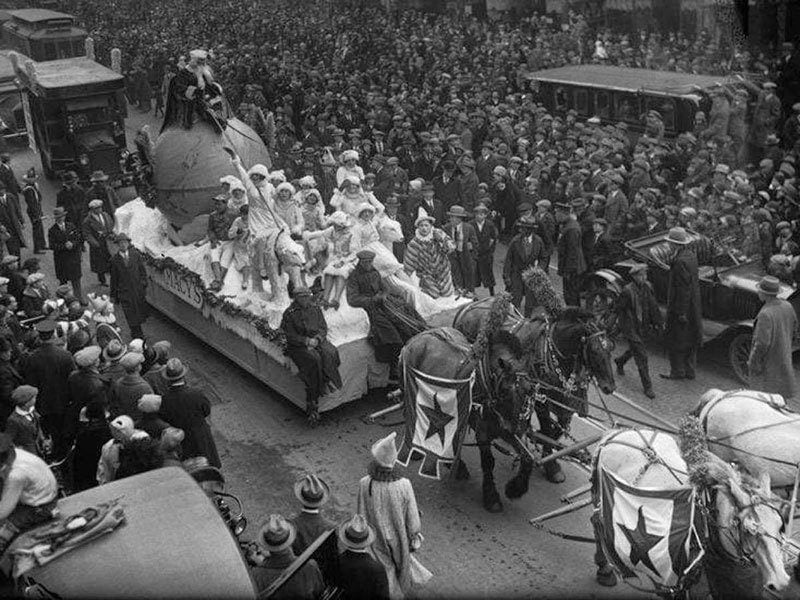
[336,149,364,187]
[330,175,383,218]
[227,204,252,291]
[300,189,328,273]
[227,180,248,214]
[303,211,355,309]
[273,182,304,239]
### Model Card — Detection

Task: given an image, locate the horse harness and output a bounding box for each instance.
[593,429,687,488]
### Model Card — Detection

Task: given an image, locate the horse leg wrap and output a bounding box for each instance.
[505,459,533,500]
[482,478,502,512]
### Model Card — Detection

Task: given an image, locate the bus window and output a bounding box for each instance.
[645,97,676,131]
[595,91,610,118]
[574,89,588,116]
[43,42,57,61]
[614,93,640,123]
[554,86,568,111]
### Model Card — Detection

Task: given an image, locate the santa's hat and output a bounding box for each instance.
[371,432,398,469]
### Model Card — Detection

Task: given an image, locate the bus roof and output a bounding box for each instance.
[21,55,122,94]
[7,8,75,23]
[527,65,737,95]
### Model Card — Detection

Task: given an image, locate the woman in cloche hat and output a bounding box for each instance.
[356,432,431,598]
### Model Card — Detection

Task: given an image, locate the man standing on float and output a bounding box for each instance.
[229,152,286,300]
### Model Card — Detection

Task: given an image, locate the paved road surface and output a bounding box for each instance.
[8,108,800,597]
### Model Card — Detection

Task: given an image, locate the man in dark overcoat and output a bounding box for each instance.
[21,320,75,457]
[503,216,545,316]
[555,202,587,307]
[158,358,221,468]
[336,515,390,599]
[346,250,421,376]
[56,171,87,236]
[109,232,149,339]
[431,159,461,210]
[408,182,445,227]
[661,227,703,380]
[443,205,477,297]
[534,199,556,272]
[21,169,45,254]
[0,153,20,197]
[472,203,498,295]
[86,170,120,219]
[82,200,115,286]
[614,263,662,399]
[280,287,342,424]
[48,207,83,300]
[0,181,24,257]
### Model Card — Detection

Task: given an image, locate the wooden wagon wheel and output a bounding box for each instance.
[728,331,752,386]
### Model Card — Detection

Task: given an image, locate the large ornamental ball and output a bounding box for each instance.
[153,118,270,228]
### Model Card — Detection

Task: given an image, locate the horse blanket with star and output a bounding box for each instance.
[398,366,474,480]
[597,468,703,589]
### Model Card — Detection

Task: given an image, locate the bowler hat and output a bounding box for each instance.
[338,514,376,551]
[446,205,469,219]
[757,275,780,296]
[259,514,297,552]
[293,474,331,508]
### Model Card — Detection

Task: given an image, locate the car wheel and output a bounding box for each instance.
[729,331,752,386]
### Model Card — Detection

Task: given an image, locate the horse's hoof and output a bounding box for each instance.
[544,463,566,484]
[596,567,617,587]
[504,478,529,500]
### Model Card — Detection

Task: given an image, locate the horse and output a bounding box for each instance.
[399,298,540,513]
[592,427,790,596]
[453,296,616,485]
[694,388,800,488]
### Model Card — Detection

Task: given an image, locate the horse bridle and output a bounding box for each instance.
[546,321,609,393]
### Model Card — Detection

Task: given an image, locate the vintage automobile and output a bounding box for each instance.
[584,229,800,385]
[2,9,87,62]
[526,65,739,137]
[5,467,257,598]
[10,42,127,182]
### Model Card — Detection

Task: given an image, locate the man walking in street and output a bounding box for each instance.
[21,169,45,254]
[748,275,797,401]
[661,227,702,381]
[614,263,662,399]
[503,215,544,316]
[110,233,149,340]
[555,201,586,307]
[48,207,83,301]
[82,199,115,287]
[443,205,477,298]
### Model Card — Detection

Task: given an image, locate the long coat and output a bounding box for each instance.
[356,475,422,598]
[48,221,83,283]
[748,298,797,399]
[56,185,88,233]
[403,231,454,299]
[251,551,324,599]
[617,280,663,343]
[337,550,390,600]
[503,232,545,295]
[82,212,115,274]
[110,249,149,328]
[0,194,24,252]
[556,219,586,276]
[22,341,75,417]
[159,383,221,467]
[664,246,703,352]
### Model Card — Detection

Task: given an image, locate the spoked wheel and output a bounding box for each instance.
[585,287,619,337]
[729,331,752,386]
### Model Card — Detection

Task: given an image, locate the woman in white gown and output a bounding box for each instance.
[336,150,365,187]
[330,176,383,218]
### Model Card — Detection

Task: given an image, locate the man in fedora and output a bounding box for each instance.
[748,275,797,401]
[82,199,115,287]
[443,204,477,297]
[472,203,498,295]
[48,206,83,301]
[56,171,87,234]
[555,201,586,306]
[289,474,335,555]
[21,169,45,254]
[158,358,221,468]
[110,232,148,340]
[503,215,545,316]
[87,170,120,219]
[251,514,324,598]
[661,227,702,381]
[615,263,662,399]
[0,181,24,257]
[337,514,390,600]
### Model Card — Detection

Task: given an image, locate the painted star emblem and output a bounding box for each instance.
[619,506,663,576]
[420,393,454,447]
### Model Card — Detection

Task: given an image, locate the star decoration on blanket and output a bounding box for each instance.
[619,505,663,576]
[421,393,454,447]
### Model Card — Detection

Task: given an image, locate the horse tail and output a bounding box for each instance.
[471,293,511,360]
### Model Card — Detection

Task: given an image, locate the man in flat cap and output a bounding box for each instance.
[346,250,425,381]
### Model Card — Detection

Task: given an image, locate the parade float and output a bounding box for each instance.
[121,58,469,413]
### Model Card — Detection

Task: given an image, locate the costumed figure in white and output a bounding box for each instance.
[403,209,455,299]
[303,211,355,309]
[336,150,365,186]
[273,182,308,292]
[330,176,383,219]
[299,186,328,273]
[230,153,286,299]
[227,180,248,213]
[227,204,252,290]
